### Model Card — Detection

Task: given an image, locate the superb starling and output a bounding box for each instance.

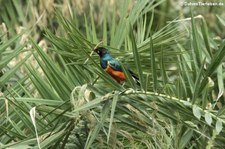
[94,47,139,85]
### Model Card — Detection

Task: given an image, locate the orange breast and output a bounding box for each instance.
[105,65,125,83]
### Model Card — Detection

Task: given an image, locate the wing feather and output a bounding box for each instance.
[108,59,122,71]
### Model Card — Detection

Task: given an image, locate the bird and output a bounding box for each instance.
[94,47,139,85]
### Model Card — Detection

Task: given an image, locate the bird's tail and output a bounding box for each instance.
[128,69,140,86]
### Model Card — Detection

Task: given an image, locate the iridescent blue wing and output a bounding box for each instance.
[108,59,122,71]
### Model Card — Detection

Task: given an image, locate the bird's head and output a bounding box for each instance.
[94,47,109,57]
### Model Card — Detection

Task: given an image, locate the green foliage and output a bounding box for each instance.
[0,0,225,149]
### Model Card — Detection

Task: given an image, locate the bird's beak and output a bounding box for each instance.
[93,48,99,54]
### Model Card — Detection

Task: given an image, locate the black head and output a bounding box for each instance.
[94,47,109,57]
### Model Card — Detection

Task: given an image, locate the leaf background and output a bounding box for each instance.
[0,0,225,148]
